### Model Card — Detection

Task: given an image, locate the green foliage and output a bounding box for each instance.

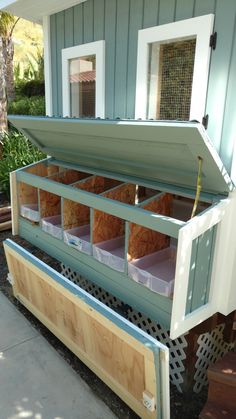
[23,51,44,81]
[8,95,45,116]
[16,79,45,97]
[0,130,46,199]
[0,12,15,37]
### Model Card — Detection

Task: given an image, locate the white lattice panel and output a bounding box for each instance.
[194,324,234,393]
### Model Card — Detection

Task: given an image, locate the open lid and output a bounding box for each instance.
[9,115,234,195]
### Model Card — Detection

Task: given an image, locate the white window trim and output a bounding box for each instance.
[43,15,53,116]
[62,40,105,118]
[135,14,214,122]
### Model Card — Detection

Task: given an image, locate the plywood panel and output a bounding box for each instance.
[93,183,136,243]
[4,241,160,419]
[18,182,38,206]
[128,193,172,260]
[64,176,104,230]
[40,170,88,218]
[64,176,121,230]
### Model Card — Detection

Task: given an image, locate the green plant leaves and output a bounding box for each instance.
[0,130,46,199]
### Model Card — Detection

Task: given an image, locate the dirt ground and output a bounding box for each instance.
[0,198,207,418]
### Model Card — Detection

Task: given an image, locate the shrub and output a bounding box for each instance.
[16,79,45,97]
[0,130,46,199]
[8,95,45,116]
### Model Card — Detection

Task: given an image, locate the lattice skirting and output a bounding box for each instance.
[61,264,234,393]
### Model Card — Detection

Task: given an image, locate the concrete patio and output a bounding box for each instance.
[0,291,116,419]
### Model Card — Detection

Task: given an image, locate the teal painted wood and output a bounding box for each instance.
[143,0,159,28]
[114,0,130,118]
[220,16,236,170]
[193,0,216,17]
[16,170,183,238]
[18,218,172,328]
[175,0,194,21]
[51,158,216,203]
[205,0,236,157]
[204,226,217,305]
[104,0,117,118]
[56,11,65,116]
[50,14,58,116]
[64,7,74,48]
[73,4,83,45]
[83,0,94,43]
[49,0,236,176]
[94,0,105,40]
[126,0,143,118]
[9,116,233,195]
[185,236,198,315]
[158,0,176,25]
[185,226,216,315]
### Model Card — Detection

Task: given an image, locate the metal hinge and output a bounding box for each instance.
[210,32,217,49]
[202,114,209,129]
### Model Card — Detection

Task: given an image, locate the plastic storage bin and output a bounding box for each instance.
[42,215,62,240]
[93,236,125,272]
[64,224,91,255]
[20,203,40,222]
[128,246,176,297]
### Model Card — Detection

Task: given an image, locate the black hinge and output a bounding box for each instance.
[210,32,217,49]
[202,114,209,129]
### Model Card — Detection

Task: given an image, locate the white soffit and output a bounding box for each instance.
[0,0,87,23]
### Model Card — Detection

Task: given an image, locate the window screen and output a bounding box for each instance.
[147,38,196,120]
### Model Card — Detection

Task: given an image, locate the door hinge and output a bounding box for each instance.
[202,114,209,129]
[210,32,217,49]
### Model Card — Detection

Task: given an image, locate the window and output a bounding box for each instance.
[135,15,214,122]
[62,41,105,118]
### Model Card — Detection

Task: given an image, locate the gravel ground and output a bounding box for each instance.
[0,195,207,418]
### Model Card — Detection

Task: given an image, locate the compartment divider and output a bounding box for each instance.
[17,170,184,238]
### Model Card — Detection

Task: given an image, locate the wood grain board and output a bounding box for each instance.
[93,183,136,243]
[128,193,172,260]
[63,176,120,230]
[4,240,160,419]
[40,170,88,218]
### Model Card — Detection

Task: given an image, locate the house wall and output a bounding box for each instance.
[50,0,236,174]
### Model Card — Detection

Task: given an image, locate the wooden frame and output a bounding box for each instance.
[62,41,105,118]
[135,14,214,122]
[4,239,170,419]
[12,157,234,338]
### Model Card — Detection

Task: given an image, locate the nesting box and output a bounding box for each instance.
[4,116,236,419]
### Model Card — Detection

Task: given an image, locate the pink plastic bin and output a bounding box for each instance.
[128,246,176,297]
[64,224,91,255]
[42,215,62,239]
[93,236,125,272]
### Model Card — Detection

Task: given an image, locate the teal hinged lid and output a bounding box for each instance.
[8,115,234,195]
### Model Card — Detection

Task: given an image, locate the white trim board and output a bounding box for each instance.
[62,41,105,119]
[170,197,231,339]
[135,14,214,122]
[43,16,53,117]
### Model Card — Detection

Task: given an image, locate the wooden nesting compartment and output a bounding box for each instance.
[40,169,89,239]
[93,183,136,272]
[128,193,210,297]
[63,176,121,254]
[19,161,60,223]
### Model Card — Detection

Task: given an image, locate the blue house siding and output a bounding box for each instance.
[50,0,236,174]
